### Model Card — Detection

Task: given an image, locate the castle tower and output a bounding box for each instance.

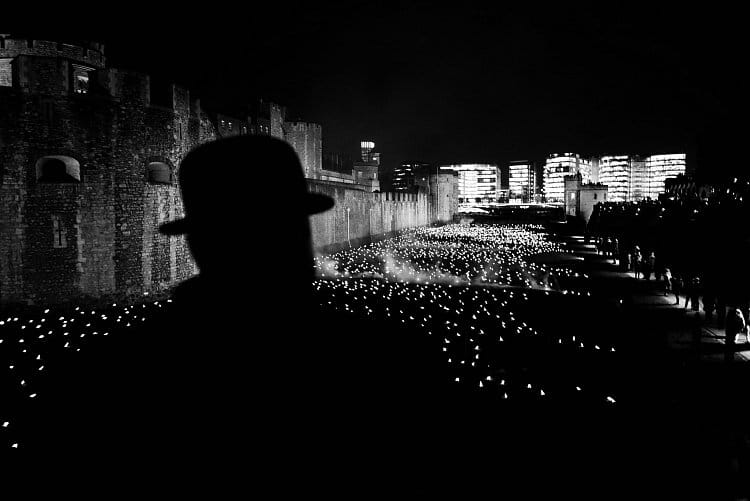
[0,37,212,305]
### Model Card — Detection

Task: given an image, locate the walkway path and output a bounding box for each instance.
[553,232,750,497]
[558,234,750,362]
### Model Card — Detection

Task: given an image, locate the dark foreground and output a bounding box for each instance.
[1,226,749,497]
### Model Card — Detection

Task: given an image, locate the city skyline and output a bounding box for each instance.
[16,3,741,181]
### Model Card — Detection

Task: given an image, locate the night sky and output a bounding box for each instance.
[31,3,742,180]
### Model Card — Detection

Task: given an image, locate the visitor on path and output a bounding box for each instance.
[634,248,643,279]
[725,308,748,361]
[663,268,672,297]
[671,272,683,305]
[689,276,701,313]
[645,251,656,281]
[612,238,620,266]
[683,274,695,309]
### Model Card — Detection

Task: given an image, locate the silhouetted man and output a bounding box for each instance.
[24,137,338,467]
[160,135,333,312]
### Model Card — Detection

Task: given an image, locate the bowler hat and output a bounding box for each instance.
[160,135,334,235]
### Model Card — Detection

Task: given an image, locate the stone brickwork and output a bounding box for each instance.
[0,38,209,305]
[0,38,106,69]
[283,121,322,179]
[0,58,12,87]
[308,180,448,253]
[269,103,286,140]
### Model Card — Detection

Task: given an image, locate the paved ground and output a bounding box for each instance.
[552,233,750,498]
[560,234,750,362]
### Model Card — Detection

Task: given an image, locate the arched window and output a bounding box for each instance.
[147,162,172,184]
[36,156,81,183]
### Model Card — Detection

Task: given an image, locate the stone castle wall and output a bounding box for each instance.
[0,40,211,305]
[0,38,456,305]
[308,180,436,253]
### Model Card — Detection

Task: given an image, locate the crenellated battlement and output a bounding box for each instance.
[0,37,106,69]
[2,54,197,119]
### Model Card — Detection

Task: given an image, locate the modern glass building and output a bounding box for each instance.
[543,153,591,203]
[645,154,687,199]
[440,164,499,204]
[508,160,536,202]
[628,156,648,201]
[545,153,685,203]
[598,155,630,202]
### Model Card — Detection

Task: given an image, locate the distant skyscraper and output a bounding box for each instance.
[543,153,591,203]
[508,160,536,202]
[440,164,499,204]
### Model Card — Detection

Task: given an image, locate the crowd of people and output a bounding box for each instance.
[589,194,750,360]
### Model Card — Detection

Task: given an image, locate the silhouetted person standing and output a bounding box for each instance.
[725,308,747,362]
[634,248,643,279]
[24,137,338,467]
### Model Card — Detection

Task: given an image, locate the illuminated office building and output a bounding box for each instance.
[598,155,630,202]
[645,154,686,199]
[628,156,648,201]
[440,164,499,204]
[508,160,536,202]
[543,153,591,203]
[545,152,685,203]
[597,154,685,202]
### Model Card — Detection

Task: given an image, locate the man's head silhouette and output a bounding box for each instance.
[160,135,334,289]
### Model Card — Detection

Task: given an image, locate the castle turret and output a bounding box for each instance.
[0,38,215,305]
